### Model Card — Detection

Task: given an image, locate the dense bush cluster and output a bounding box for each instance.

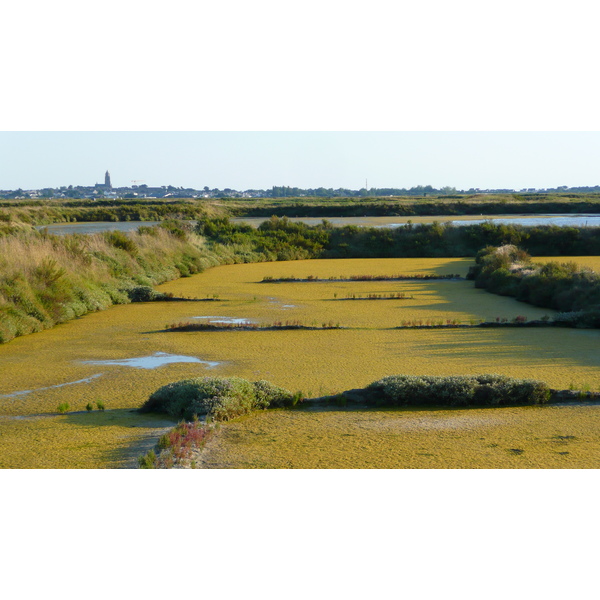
[140,377,300,421]
[198,216,600,261]
[366,374,550,407]
[126,286,174,302]
[468,245,600,326]
[197,216,331,261]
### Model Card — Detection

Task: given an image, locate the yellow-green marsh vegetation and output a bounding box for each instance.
[0,410,176,469]
[198,405,600,469]
[2,257,600,468]
[536,256,600,271]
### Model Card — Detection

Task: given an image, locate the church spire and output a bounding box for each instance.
[105,170,112,189]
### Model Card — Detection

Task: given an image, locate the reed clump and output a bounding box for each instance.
[341,292,413,300]
[166,320,342,331]
[261,273,459,282]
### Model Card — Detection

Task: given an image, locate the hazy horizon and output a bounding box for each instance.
[2,132,600,191]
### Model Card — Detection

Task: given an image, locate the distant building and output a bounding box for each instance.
[95,170,112,190]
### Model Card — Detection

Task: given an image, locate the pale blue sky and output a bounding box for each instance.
[2,132,600,191]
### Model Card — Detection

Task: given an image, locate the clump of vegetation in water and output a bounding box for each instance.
[393,314,576,329]
[340,292,413,300]
[126,286,174,302]
[261,273,458,282]
[166,320,342,331]
[140,376,302,421]
[363,374,550,407]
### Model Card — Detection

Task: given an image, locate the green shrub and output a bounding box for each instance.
[469,245,600,321]
[140,376,296,421]
[57,402,70,413]
[86,402,93,412]
[252,380,298,408]
[138,449,156,469]
[367,374,550,407]
[126,285,173,302]
[96,400,105,411]
[104,230,138,254]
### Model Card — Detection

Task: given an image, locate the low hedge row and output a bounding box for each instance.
[365,374,550,407]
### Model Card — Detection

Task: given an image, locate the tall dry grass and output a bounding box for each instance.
[0,226,223,343]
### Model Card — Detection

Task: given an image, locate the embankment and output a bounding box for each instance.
[0,222,240,344]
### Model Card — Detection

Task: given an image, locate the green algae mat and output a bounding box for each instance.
[199,405,600,469]
[2,257,600,468]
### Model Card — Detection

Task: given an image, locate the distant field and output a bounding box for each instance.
[2,257,600,468]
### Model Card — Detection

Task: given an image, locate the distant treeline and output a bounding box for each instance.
[197,216,600,261]
[269,186,600,198]
[226,199,600,218]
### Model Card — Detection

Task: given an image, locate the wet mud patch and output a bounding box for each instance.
[352,414,505,433]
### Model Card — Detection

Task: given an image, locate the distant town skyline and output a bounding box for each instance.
[2,132,600,192]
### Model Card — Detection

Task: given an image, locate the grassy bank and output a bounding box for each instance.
[0,222,233,344]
